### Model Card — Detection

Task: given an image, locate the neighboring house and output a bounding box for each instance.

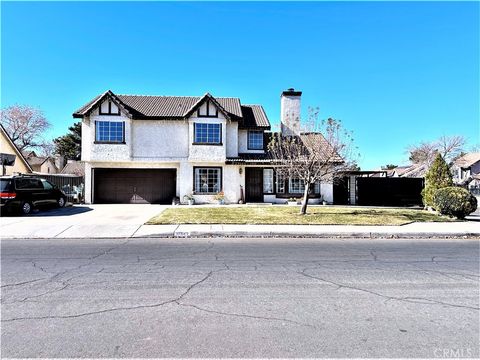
[26,155,59,174]
[0,124,33,175]
[389,164,428,178]
[453,152,480,188]
[73,89,335,204]
[61,160,85,177]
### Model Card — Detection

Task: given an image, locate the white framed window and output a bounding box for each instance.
[95,121,124,143]
[248,130,264,150]
[314,180,321,194]
[194,123,221,144]
[276,173,286,193]
[263,169,274,193]
[289,178,305,194]
[194,167,222,193]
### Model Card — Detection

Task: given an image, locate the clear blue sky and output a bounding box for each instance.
[1,1,478,169]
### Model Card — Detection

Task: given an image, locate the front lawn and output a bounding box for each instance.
[146,206,455,226]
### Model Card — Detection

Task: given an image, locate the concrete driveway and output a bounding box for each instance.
[0,204,168,239]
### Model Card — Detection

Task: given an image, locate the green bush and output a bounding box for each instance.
[433,187,477,219]
[423,153,453,207]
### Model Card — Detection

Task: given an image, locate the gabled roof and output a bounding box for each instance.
[26,156,50,166]
[227,132,343,164]
[393,163,428,178]
[0,124,33,172]
[455,153,480,168]
[240,105,270,129]
[72,90,270,128]
[61,161,85,176]
[183,93,233,120]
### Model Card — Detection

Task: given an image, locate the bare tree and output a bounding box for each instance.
[268,108,357,215]
[0,105,51,152]
[407,142,438,166]
[437,135,466,161]
[407,135,466,166]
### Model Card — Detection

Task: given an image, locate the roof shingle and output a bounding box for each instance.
[73,91,269,128]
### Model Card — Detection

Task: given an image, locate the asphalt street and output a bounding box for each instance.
[1,237,479,358]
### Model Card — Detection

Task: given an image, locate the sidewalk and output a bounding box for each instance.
[1,205,479,239]
[134,221,480,239]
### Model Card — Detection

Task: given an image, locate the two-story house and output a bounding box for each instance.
[74,89,333,204]
[453,152,480,189]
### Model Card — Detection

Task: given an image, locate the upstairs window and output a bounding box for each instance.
[95,121,125,143]
[248,130,264,150]
[194,123,221,144]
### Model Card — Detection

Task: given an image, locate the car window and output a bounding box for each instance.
[0,179,13,192]
[15,179,29,189]
[15,178,43,189]
[41,180,54,190]
[31,179,44,189]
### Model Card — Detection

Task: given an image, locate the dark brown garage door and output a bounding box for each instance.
[93,169,176,204]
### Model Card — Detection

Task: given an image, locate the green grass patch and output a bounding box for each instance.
[146,206,456,226]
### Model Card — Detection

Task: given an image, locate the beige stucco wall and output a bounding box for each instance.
[0,131,31,175]
[39,159,59,174]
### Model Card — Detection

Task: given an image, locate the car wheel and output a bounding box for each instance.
[57,197,66,208]
[20,201,32,215]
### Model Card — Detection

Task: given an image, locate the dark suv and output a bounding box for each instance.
[0,175,67,215]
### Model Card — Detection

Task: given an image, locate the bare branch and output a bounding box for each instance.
[268,108,358,214]
[0,105,51,152]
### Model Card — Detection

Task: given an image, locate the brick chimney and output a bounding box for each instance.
[280,88,302,136]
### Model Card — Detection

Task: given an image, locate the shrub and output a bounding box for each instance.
[423,153,453,207]
[433,187,477,219]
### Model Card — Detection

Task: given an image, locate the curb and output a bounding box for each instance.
[138,231,480,239]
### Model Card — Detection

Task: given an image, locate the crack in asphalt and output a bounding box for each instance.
[176,302,316,329]
[0,278,46,288]
[298,267,479,311]
[2,240,131,304]
[1,269,216,322]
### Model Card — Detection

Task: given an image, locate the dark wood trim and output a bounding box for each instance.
[193,166,223,194]
[247,130,264,150]
[91,167,95,204]
[192,143,223,146]
[275,193,322,199]
[197,100,219,118]
[94,141,126,145]
[99,99,122,116]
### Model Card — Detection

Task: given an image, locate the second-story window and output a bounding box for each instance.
[248,130,264,150]
[194,123,221,144]
[95,121,124,143]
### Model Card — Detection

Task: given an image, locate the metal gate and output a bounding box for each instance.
[356,177,424,207]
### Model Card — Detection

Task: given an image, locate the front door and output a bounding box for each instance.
[245,167,263,202]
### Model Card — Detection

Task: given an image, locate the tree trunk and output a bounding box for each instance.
[300,183,311,215]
